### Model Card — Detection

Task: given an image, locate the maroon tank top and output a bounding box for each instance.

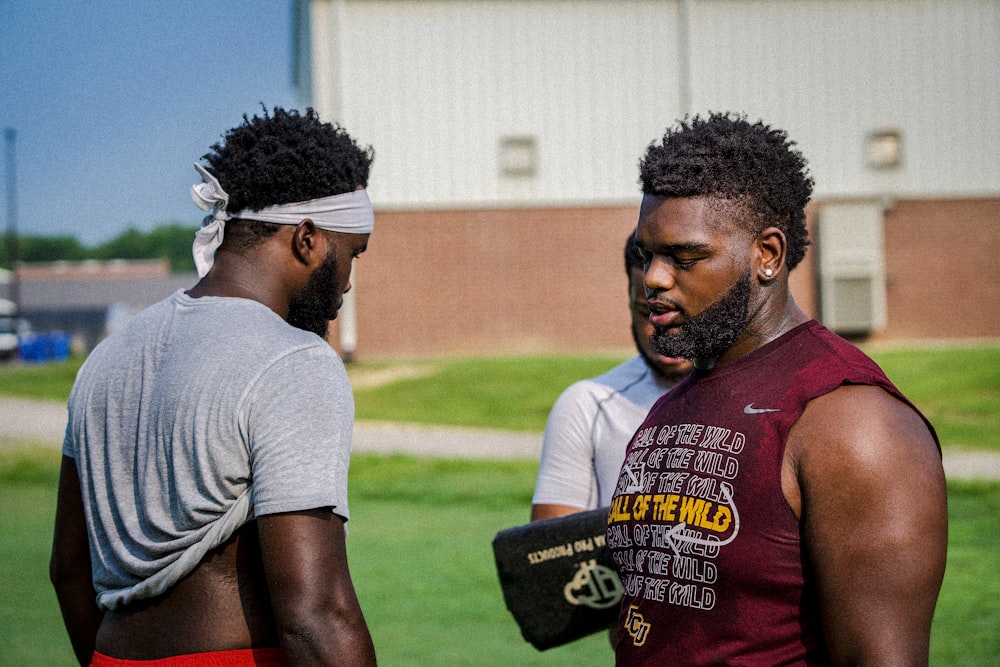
[606,320,936,666]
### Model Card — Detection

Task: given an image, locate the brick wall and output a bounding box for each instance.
[879,198,1000,340]
[330,203,830,359]
[330,197,998,359]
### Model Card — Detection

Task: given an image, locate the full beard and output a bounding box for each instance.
[632,326,690,384]
[286,250,341,338]
[651,268,752,362]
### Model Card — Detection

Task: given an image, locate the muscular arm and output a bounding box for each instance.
[50,455,103,666]
[257,509,376,667]
[784,385,947,666]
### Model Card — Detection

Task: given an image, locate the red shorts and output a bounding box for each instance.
[90,648,287,666]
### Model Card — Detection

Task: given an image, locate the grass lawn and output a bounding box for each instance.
[1,343,998,449]
[868,343,1000,451]
[2,448,998,665]
[355,344,1000,452]
[1,343,997,663]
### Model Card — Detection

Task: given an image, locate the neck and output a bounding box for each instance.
[186,251,291,319]
[708,301,810,369]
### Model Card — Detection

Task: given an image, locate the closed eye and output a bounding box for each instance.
[638,241,709,272]
[672,256,699,269]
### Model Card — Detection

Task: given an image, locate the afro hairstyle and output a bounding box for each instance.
[200,107,374,248]
[639,112,814,269]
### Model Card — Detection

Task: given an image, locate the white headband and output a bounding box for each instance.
[190,163,374,277]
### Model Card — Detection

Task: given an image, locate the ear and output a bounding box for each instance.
[290,219,325,267]
[754,226,786,282]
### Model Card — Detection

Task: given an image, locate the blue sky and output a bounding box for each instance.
[1,1,302,245]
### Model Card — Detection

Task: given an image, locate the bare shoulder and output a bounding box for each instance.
[782,384,948,663]
[784,384,943,514]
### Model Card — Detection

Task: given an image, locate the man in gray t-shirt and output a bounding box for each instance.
[531,234,692,521]
[51,108,378,666]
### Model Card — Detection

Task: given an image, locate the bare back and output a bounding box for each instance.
[95,522,278,659]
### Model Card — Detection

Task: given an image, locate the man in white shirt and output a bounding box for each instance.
[531,233,692,520]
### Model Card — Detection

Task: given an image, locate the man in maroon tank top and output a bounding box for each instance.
[607,113,947,666]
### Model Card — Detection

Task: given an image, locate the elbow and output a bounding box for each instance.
[49,554,71,593]
[276,604,375,665]
[49,550,95,608]
[50,550,83,593]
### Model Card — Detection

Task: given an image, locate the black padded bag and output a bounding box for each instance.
[492,508,622,650]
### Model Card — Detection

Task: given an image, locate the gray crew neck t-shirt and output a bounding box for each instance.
[64,290,354,610]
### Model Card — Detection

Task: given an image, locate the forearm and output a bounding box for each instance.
[52,577,103,665]
[51,455,101,665]
[531,502,585,521]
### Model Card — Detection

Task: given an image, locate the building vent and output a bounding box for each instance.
[816,202,887,335]
[498,135,538,177]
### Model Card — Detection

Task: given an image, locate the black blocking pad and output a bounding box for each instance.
[492,508,622,650]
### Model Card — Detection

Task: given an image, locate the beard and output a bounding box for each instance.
[651,268,752,362]
[286,249,341,338]
[632,325,689,383]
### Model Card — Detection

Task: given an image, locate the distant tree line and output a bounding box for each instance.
[1,223,197,274]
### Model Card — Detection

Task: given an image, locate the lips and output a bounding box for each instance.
[647,300,682,328]
[650,311,681,328]
[659,354,687,364]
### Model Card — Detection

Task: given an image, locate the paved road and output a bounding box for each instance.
[3,396,998,479]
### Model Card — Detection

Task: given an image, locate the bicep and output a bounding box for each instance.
[51,456,92,579]
[533,385,601,506]
[257,510,375,665]
[791,386,947,665]
[256,509,357,612]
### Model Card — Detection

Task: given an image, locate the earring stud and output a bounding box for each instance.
[764,268,773,277]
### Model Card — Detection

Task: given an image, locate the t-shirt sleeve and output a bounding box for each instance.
[531,381,601,510]
[243,344,354,520]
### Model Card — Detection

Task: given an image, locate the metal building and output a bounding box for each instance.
[293,0,1000,357]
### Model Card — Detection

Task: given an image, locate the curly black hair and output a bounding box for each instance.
[639,112,814,269]
[201,107,374,248]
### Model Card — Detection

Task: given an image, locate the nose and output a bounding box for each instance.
[644,256,676,293]
[343,280,353,294]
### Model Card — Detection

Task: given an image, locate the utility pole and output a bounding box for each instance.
[3,128,19,313]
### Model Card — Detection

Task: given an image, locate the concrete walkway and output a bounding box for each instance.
[2,396,998,479]
[0,396,543,459]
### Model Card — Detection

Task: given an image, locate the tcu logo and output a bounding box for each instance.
[624,605,651,646]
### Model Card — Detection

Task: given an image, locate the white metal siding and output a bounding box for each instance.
[691,0,1000,199]
[310,0,1000,207]
[329,0,683,208]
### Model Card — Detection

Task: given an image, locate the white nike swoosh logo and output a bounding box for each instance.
[744,403,781,414]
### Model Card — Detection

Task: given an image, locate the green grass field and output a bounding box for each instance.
[1,343,998,448]
[346,343,1000,451]
[1,343,998,663]
[1,448,998,665]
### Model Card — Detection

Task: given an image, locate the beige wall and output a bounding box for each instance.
[329,198,998,360]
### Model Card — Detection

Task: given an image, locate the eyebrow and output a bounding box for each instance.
[640,241,712,254]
